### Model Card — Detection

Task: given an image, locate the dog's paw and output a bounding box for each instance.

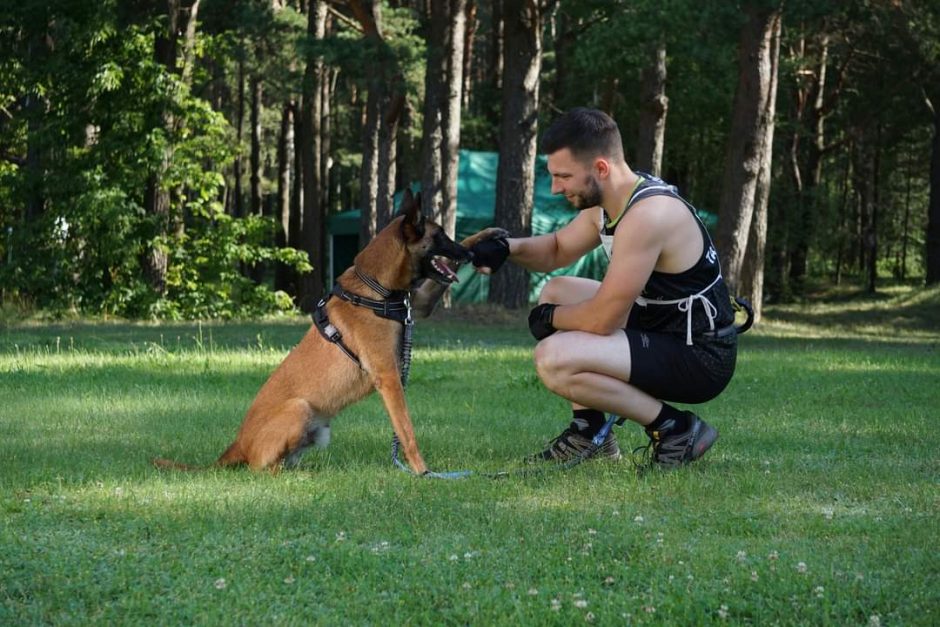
[461,227,511,249]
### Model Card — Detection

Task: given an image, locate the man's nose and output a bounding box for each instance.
[551,180,564,195]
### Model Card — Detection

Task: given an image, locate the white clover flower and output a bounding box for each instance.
[718,604,729,620]
[214,578,227,590]
[736,550,748,562]
[574,599,588,609]
[796,562,808,574]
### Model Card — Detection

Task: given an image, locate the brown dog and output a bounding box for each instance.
[154,189,506,474]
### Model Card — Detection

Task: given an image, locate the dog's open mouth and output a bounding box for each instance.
[430,255,460,284]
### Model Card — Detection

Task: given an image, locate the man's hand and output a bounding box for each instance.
[528,303,558,340]
[469,237,510,274]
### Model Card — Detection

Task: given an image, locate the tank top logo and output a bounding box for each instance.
[706,245,718,265]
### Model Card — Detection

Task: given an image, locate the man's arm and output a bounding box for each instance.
[550,203,666,335]
[482,207,603,273]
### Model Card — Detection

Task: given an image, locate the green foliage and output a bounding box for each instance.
[0,2,309,319]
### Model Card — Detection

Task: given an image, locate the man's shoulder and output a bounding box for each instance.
[623,193,687,229]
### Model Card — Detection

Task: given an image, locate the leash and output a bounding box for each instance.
[391,414,622,480]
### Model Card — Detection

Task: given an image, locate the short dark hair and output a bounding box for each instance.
[539,107,624,163]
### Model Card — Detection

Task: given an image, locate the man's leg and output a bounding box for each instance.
[530,277,718,465]
[533,329,661,426]
[526,277,650,461]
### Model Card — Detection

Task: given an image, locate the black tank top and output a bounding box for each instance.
[600,173,734,343]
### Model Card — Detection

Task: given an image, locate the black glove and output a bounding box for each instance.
[528,303,558,341]
[469,237,510,273]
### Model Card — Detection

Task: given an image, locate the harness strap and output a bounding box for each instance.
[331,283,411,323]
[635,274,723,346]
[312,296,363,369]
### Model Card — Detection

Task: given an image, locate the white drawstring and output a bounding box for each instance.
[635,274,722,345]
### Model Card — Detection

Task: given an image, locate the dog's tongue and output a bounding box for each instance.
[442,262,459,282]
[434,257,460,282]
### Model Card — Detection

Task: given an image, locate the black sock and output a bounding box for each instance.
[647,403,691,433]
[571,408,606,436]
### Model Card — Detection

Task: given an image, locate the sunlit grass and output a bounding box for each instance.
[1,285,938,624]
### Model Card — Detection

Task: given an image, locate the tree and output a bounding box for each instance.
[489,0,553,308]
[635,40,668,176]
[142,0,201,296]
[298,0,328,312]
[717,2,782,321]
[420,0,467,244]
[349,0,407,244]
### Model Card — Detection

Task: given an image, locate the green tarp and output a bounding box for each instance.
[328,150,608,303]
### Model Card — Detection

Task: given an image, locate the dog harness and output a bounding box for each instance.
[312,268,415,383]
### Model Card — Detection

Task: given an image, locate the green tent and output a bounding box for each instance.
[327,150,608,303]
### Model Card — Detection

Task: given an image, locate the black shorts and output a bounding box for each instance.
[624,328,737,404]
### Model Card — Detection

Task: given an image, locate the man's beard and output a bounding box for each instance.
[572,176,603,210]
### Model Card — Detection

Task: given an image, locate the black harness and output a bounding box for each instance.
[312,268,414,383]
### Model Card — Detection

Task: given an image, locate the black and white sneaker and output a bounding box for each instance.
[525,424,622,463]
[640,413,718,468]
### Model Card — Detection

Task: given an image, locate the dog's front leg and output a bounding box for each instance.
[373,371,428,475]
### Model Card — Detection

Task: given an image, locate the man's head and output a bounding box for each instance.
[540,107,625,165]
[540,108,625,210]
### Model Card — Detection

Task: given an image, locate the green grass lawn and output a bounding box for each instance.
[2,286,938,625]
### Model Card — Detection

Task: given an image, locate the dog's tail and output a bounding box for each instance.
[153,441,247,472]
[152,457,203,471]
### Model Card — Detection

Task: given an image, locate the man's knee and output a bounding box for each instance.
[538,277,565,305]
[533,335,568,389]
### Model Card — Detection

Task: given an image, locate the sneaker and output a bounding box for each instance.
[641,413,718,467]
[525,424,622,463]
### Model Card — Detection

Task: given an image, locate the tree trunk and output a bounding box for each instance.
[635,41,668,176]
[421,0,467,241]
[350,0,405,241]
[462,0,478,110]
[716,3,782,308]
[298,0,327,312]
[787,33,830,294]
[142,0,200,296]
[232,52,245,218]
[926,97,940,285]
[739,10,781,322]
[489,0,550,308]
[250,75,263,217]
[275,101,295,294]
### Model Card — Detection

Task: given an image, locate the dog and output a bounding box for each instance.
[154,189,507,474]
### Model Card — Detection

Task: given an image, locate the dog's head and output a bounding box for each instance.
[397,188,471,286]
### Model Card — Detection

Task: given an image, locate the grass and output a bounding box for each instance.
[1,285,938,624]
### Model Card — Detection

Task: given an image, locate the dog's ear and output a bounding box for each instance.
[398,187,426,241]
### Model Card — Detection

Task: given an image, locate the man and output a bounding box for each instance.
[470,108,738,467]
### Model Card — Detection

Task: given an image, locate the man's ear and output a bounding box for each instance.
[594,157,611,179]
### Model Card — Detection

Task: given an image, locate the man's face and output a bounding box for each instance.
[546,148,603,210]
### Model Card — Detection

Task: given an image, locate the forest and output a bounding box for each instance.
[1,0,938,320]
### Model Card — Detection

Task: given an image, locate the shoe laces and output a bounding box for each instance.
[631,420,686,469]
